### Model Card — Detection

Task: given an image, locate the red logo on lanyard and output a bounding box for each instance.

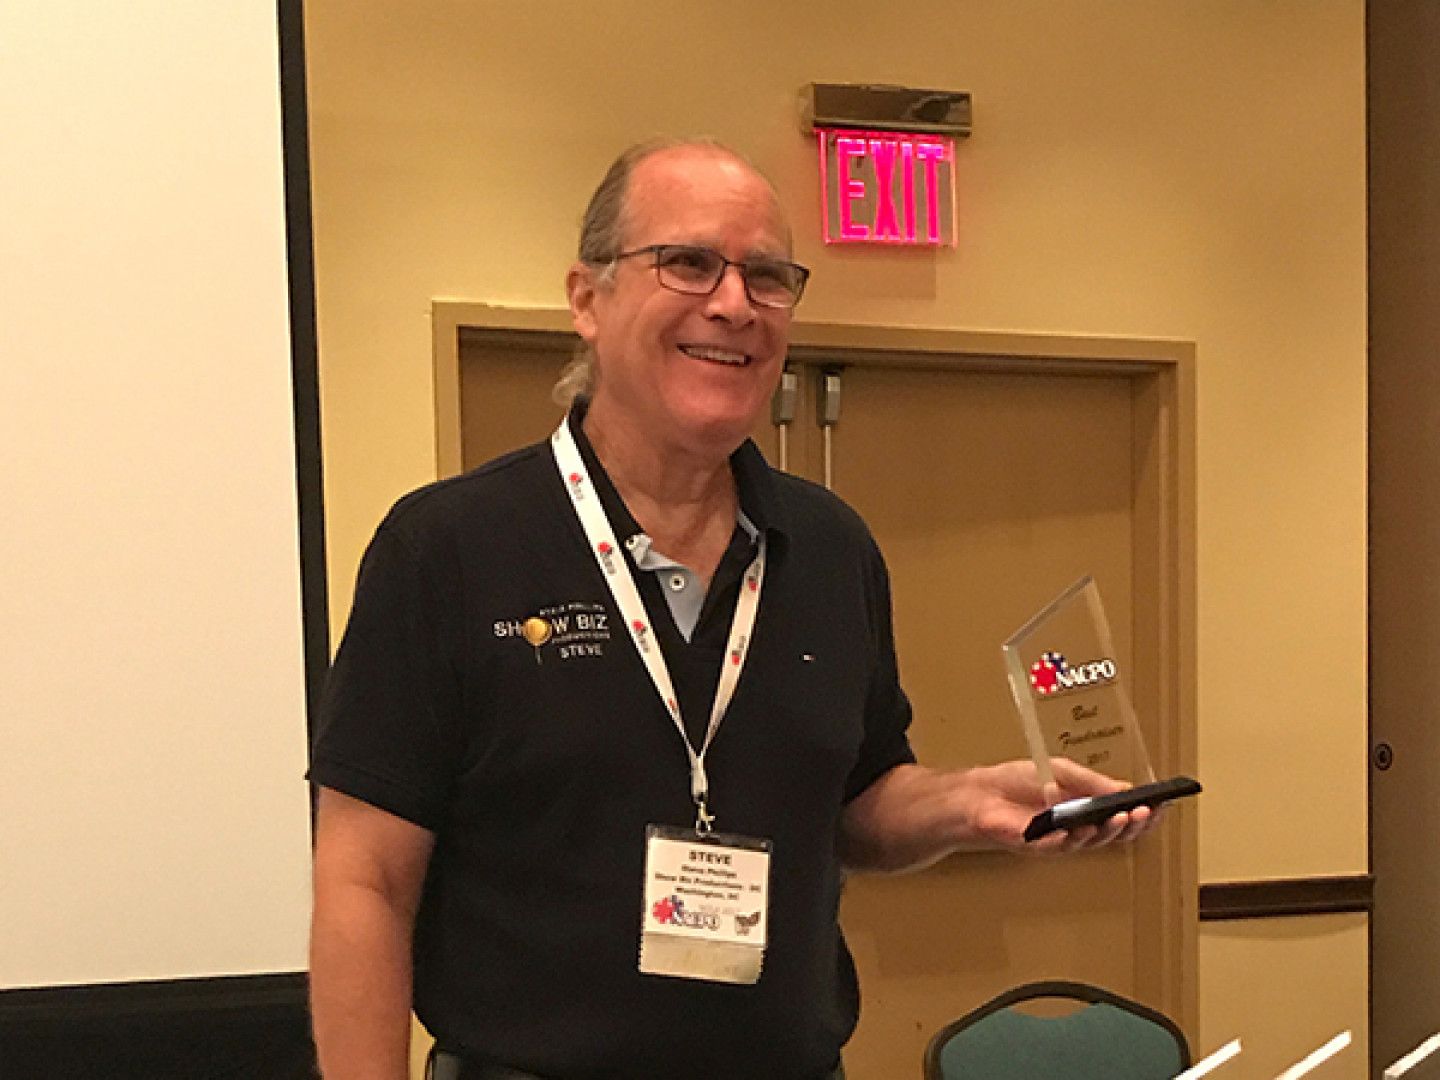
[730,633,748,667]
[596,541,617,574]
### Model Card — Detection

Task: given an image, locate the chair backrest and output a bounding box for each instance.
[924,980,1191,1080]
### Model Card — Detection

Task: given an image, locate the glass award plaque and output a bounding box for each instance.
[1002,575,1155,787]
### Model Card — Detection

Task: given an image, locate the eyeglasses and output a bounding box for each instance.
[608,244,810,310]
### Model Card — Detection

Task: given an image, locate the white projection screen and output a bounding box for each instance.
[0,3,314,989]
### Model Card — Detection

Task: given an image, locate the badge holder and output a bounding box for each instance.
[639,825,772,985]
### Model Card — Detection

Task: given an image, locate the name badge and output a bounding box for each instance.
[638,825,771,985]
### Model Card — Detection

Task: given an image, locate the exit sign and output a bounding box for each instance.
[816,127,956,246]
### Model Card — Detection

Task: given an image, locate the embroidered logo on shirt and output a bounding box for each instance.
[521,617,553,665]
[494,601,611,661]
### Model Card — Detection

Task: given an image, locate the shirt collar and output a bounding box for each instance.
[626,512,759,569]
[565,398,791,547]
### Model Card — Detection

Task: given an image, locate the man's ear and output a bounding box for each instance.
[566,262,602,344]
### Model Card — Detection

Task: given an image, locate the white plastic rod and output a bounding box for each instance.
[1173,1038,1242,1079]
[1385,1032,1440,1078]
[1272,1031,1352,1080]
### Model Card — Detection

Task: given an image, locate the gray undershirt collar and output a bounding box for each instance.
[625,511,758,642]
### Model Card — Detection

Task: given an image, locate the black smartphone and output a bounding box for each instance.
[1023,775,1202,842]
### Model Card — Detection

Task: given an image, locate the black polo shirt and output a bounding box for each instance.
[310,408,916,1079]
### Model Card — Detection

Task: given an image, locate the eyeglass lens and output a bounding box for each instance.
[653,246,804,308]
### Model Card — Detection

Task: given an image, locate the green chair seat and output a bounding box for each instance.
[924,980,1191,1080]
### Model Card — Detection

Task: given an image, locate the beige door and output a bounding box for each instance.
[450,327,1191,1078]
[783,359,1158,1077]
[1369,5,1440,1071]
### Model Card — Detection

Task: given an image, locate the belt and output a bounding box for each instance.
[428,1048,845,1080]
[428,1050,545,1080]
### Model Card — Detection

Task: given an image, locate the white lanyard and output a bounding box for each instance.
[551,419,766,833]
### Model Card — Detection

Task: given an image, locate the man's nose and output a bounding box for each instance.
[703,264,756,324]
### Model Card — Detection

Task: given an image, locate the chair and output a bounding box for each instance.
[923,980,1191,1080]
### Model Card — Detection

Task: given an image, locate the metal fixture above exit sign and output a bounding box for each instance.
[802,83,972,137]
[802,84,968,247]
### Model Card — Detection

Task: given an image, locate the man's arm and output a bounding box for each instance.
[838,758,1154,873]
[311,787,436,1080]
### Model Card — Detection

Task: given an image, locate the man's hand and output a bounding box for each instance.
[839,758,1159,872]
[960,756,1156,854]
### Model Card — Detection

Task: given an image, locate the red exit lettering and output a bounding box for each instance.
[817,128,956,247]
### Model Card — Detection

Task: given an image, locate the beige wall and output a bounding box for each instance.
[308,0,1368,1067]
[1,2,313,985]
[1199,915,1369,1078]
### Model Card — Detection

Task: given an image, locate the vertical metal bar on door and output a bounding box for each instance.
[771,368,798,472]
[818,369,842,490]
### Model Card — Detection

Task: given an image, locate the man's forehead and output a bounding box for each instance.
[623,147,790,252]
[634,144,754,178]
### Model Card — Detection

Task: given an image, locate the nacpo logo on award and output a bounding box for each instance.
[1028,650,1117,698]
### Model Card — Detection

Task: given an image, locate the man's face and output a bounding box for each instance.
[568,147,794,457]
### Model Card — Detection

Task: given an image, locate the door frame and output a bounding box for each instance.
[431,300,1198,1035]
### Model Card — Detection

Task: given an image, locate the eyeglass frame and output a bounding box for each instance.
[601,243,811,310]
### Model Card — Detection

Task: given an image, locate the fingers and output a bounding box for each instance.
[1020,817,1113,855]
[1059,815,1120,853]
[1124,803,1160,839]
[1047,756,1129,797]
[1091,806,1158,846]
[1009,759,1168,855]
[1045,806,1155,854]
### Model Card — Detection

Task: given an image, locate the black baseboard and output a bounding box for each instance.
[1199,874,1375,921]
[0,973,315,1080]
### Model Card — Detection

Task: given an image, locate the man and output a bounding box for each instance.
[308,138,1151,1080]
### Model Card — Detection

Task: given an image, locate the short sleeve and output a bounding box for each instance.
[307,522,466,831]
[843,535,916,801]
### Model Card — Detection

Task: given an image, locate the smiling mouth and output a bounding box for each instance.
[680,344,751,367]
